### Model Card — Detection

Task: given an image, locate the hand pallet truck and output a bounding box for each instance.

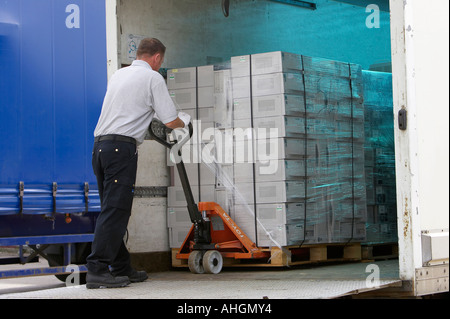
[149,120,270,274]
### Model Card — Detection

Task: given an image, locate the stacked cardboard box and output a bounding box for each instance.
[165,67,195,248]
[166,65,233,248]
[362,71,397,244]
[166,52,368,248]
[230,52,307,245]
[229,52,367,246]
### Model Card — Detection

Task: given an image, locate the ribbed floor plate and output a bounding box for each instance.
[0,260,401,299]
[0,278,400,299]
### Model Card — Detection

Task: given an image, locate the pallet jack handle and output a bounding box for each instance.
[148,119,205,228]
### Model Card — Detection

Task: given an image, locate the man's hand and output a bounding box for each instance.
[164,112,191,129]
[177,112,191,127]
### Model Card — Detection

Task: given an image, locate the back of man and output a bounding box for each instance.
[94,59,178,145]
[86,38,190,289]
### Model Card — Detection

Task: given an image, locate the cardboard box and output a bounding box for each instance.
[168,185,199,207]
[199,162,216,185]
[254,159,306,182]
[331,198,367,221]
[233,98,252,120]
[257,223,305,247]
[233,204,256,223]
[167,206,192,227]
[197,65,214,87]
[197,121,215,144]
[168,226,191,248]
[215,164,234,188]
[173,162,199,186]
[255,181,306,203]
[252,72,304,97]
[233,163,254,183]
[254,137,308,160]
[233,182,255,205]
[232,76,251,98]
[214,97,233,129]
[234,138,255,163]
[253,116,305,138]
[199,184,215,202]
[233,204,257,242]
[210,133,235,165]
[333,220,366,241]
[167,139,201,166]
[252,94,305,118]
[167,67,196,89]
[256,203,306,224]
[198,86,214,108]
[215,188,234,214]
[198,106,214,122]
[231,55,251,77]
[169,88,196,110]
[251,51,303,75]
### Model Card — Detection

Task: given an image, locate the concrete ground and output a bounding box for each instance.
[0,259,401,299]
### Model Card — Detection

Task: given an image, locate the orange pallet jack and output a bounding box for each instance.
[149,120,269,274]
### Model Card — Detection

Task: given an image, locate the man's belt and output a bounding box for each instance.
[94,134,136,145]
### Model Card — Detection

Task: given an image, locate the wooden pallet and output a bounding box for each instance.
[171,242,362,268]
[361,243,398,261]
[264,243,362,267]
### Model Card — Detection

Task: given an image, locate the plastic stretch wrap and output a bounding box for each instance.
[362,71,397,244]
[167,52,396,249]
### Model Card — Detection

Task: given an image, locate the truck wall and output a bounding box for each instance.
[0,0,107,216]
[390,0,449,295]
[117,0,391,70]
[113,0,392,259]
[410,1,449,232]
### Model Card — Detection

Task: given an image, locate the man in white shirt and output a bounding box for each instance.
[86,38,190,289]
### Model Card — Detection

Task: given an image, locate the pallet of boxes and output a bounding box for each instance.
[167,51,369,267]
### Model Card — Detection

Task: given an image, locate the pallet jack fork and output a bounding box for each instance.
[148,120,269,274]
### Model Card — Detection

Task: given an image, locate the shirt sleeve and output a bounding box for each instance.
[151,75,178,124]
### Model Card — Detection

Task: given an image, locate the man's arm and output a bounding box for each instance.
[151,76,191,129]
[165,111,190,129]
[165,117,185,129]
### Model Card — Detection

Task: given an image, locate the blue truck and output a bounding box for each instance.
[0,0,107,281]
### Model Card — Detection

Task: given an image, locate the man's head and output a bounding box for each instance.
[136,38,166,71]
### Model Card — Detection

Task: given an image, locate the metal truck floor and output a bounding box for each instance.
[0,259,401,299]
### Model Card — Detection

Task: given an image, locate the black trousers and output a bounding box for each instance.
[86,137,138,275]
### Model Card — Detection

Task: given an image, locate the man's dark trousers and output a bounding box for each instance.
[86,136,138,276]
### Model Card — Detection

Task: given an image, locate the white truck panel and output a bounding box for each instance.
[410,0,449,232]
[390,0,449,295]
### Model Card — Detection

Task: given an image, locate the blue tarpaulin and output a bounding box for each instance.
[0,0,106,216]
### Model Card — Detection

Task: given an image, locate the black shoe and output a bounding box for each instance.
[111,268,148,283]
[86,271,130,289]
[127,269,148,283]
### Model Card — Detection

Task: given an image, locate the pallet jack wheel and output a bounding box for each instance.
[188,250,205,274]
[203,250,223,274]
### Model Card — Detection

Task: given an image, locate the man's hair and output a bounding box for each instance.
[137,38,166,57]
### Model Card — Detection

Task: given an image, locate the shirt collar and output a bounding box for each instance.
[131,59,152,70]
